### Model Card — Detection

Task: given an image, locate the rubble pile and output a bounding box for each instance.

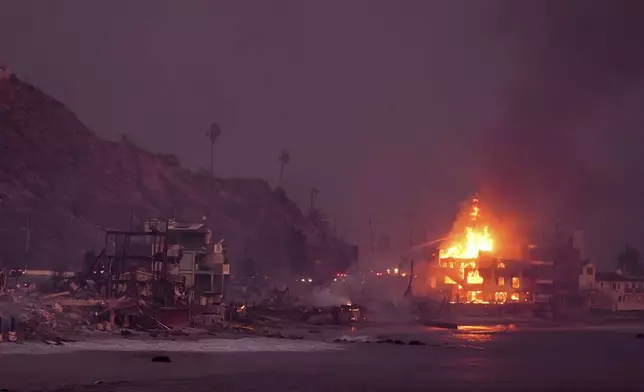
[228,283,366,327]
[0,275,369,346]
[0,279,162,343]
[0,285,103,343]
[19,301,95,342]
[234,302,365,329]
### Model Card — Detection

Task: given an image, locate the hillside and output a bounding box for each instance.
[0,74,357,279]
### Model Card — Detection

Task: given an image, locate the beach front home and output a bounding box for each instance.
[579,263,644,311]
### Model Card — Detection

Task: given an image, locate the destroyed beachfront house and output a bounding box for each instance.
[91,219,230,309]
[0,219,231,341]
[165,221,230,305]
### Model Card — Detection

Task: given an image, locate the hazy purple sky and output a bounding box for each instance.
[2,1,644,266]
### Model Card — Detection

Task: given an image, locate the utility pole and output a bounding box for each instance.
[422,226,429,259]
[403,257,414,297]
[23,216,30,272]
[333,216,338,236]
[368,218,375,255]
[129,205,135,231]
[407,210,414,248]
[278,149,290,188]
[209,138,214,175]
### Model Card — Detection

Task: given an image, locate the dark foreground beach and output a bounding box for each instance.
[2,325,644,391]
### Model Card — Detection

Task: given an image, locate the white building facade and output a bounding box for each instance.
[580,263,644,311]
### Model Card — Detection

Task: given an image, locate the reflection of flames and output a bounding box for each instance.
[452,324,516,343]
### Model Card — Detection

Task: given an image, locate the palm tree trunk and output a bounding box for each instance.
[279,162,284,187]
[209,142,214,176]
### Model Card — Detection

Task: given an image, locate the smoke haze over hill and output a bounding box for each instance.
[1,1,644,266]
[0,75,355,274]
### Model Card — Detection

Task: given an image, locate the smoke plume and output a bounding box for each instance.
[478,1,644,257]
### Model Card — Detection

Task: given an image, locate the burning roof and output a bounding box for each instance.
[440,197,494,260]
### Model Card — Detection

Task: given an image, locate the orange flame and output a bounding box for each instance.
[466,269,483,284]
[440,197,493,260]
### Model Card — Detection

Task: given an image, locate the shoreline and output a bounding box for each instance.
[2,328,644,391]
[2,318,643,357]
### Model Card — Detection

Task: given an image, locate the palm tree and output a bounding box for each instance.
[278,149,291,187]
[206,123,222,175]
[309,187,319,214]
[308,207,330,244]
[308,207,329,230]
[617,245,643,276]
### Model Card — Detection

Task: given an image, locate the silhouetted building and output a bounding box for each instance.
[527,230,584,295]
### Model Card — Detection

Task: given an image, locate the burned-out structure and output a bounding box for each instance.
[91,226,177,305]
[157,220,230,306]
[89,219,230,309]
[526,230,585,296]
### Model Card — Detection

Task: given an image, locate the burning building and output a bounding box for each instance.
[426,197,550,305]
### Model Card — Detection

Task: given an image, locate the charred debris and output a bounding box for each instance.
[0,218,364,344]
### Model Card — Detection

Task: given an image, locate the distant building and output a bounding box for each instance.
[579,263,644,311]
[527,232,584,295]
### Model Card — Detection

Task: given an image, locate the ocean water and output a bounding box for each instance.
[2,325,644,391]
[323,323,644,390]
